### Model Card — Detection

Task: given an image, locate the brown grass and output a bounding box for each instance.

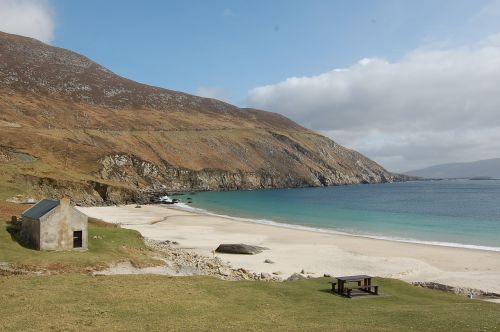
[0,201,28,222]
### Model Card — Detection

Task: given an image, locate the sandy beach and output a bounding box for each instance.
[78,204,500,294]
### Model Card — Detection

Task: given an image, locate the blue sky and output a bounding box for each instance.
[49,0,494,104]
[2,0,500,171]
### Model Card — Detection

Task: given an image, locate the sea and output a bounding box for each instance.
[177,180,500,252]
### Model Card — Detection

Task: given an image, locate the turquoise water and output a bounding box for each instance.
[185,180,500,251]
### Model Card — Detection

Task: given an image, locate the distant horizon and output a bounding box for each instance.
[403,157,500,179]
[1,0,500,171]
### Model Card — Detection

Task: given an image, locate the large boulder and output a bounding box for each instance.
[215,244,269,255]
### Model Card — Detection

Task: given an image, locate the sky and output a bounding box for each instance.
[1,0,500,171]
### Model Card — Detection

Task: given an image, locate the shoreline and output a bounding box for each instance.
[170,203,500,253]
[77,204,500,294]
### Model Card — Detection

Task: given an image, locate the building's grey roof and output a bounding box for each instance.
[22,199,59,220]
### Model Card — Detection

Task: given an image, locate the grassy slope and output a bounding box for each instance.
[0,276,499,331]
[0,203,160,272]
[0,95,396,200]
[0,171,27,200]
[0,184,22,201]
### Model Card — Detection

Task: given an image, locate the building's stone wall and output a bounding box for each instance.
[20,217,40,250]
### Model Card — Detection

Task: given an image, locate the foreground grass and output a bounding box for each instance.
[0,275,498,331]
[0,207,161,272]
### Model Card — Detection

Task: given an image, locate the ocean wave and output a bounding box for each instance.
[165,202,500,253]
[159,200,209,214]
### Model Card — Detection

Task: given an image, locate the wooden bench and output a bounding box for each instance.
[344,285,379,298]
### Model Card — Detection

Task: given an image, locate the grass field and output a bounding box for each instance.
[0,275,499,331]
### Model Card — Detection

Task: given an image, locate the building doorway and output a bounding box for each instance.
[73,230,83,248]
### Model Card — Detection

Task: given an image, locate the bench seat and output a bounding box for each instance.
[343,285,379,298]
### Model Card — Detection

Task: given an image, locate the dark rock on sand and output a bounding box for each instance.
[260,272,272,279]
[215,244,269,255]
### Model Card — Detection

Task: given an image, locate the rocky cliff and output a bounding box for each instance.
[0,31,409,205]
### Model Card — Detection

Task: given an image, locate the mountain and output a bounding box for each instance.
[405,158,500,179]
[0,31,408,204]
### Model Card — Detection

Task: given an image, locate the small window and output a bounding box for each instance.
[73,230,83,248]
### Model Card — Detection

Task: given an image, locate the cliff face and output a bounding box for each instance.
[0,31,408,205]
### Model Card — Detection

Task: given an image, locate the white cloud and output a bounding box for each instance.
[0,0,55,43]
[247,36,500,172]
[196,86,229,102]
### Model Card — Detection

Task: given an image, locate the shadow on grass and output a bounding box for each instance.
[319,287,336,295]
[318,286,382,300]
[5,224,37,250]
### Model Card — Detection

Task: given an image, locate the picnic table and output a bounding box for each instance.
[331,275,379,298]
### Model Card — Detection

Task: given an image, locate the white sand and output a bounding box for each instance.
[78,204,500,293]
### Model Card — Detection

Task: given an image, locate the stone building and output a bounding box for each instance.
[19,197,88,251]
